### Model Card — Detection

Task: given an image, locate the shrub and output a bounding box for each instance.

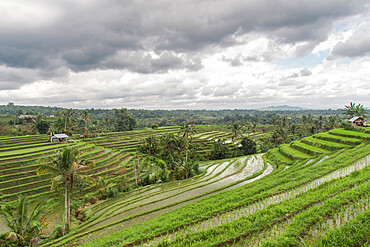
[240,137,257,155]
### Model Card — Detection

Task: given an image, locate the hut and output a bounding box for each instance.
[348,116,366,127]
[51,133,69,142]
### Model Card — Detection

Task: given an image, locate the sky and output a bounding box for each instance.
[0,0,370,110]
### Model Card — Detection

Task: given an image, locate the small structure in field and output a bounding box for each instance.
[19,114,37,119]
[51,133,69,142]
[348,116,367,127]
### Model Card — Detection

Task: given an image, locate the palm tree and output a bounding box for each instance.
[342,102,368,118]
[179,121,196,162]
[179,121,196,142]
[37,147,95,232]
[102,115,111,132]
[61,109,75,132]
[355,103,367,118]
[343,102,356,118]
[211,139,229,159]
[326,116,338,130]
[270,116,277,129]
[96,175,114,199]
[280,115,290,128]
[289,124,298,141]
[80,109,89,135]
[229,121,244,157]
[0,195,46,246]
[160,133,177,170]
[138,135,159,155]
[173,135,188,160]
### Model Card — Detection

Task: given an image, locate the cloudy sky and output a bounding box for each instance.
[0,0,369,110]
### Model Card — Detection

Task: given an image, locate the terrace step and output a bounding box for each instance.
[301,136,350,151]
[291,141,330,156]
[313,133,363,146]
[266,149,294,166]
[328,129,370,141]
[279,144,313,160]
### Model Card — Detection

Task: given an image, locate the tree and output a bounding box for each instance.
[210,139,229,160]
[0,195,45,246]
[96,175,114,199]
[240,137,257,155]
[178,121,196,161]
[114,108,136,131]
[138,135,159,155]
[80,109,89,135]
[36,119,50,134]
[343,102,368,118]
[326,116,338,130]
[61,109,75,132]
[160,133,177,170]
[289,124,298,141]
[37,147,95,232]
[102,115,112,132]
[229,121,244,157]
[175,159,198,179]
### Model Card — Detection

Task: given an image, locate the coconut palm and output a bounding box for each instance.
[289,124,298,141]
[37,147,95,232]
[211,138,229,160]
[173,135,188,160]
[355,103,367,118]
[342,102,368,118]
[96,175,114,199]
[229,121,244,157]
[0,195,46,246]
[61,108,75,132]
[80,109,89,135]
[138,135,159,155]
[179,121,196,162]
[160,133,177,170]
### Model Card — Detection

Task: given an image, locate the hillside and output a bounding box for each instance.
[35,127,370,246]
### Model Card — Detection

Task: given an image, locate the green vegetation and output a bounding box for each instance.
[0,101,369,247]
[0,195,46,246]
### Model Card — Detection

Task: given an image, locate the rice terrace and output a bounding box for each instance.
[0,102,369,247]
[1,1,370,246]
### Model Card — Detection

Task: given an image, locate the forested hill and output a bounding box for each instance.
[0,103,342,128]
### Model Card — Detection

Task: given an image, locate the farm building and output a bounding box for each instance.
[19,114,37,119]
[50,133,69,142]
[348,116,366,127]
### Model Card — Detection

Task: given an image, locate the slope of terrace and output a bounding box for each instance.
[84,126,264,158]
[0,135,140,202]
[49,129,370,247]
[41,154,272,247]
[266,128,370,166]
[83,126,181,151]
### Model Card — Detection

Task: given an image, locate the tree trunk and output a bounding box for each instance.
[64,182,68,233]
[134,158,138,185]
[67,187,71,229]
[137,156,140,184]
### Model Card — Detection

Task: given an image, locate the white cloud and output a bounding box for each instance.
[0,0,369,109]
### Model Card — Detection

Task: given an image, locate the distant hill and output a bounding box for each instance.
[257,105,307,111]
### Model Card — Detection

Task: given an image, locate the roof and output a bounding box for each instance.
[348,116,365,122]
[53,134,69,138]
[19,114,37,118]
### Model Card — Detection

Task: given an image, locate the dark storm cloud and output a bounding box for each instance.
[0,0,366,79]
